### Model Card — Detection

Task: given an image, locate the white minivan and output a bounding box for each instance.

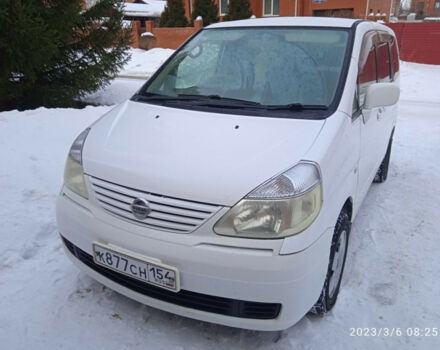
[56,17,400,331]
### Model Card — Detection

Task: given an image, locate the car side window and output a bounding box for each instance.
[390,38,400,80]
[376,42,392,82]
[357,33,378,110]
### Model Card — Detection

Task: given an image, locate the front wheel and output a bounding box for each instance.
[374,136,393,183]
[310,211,351,315]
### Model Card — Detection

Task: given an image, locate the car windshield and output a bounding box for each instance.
[141,27,350,109]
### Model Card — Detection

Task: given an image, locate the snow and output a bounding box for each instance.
[119,48,173,78]
[122,1,166,18]
[84,78,145,106]
[83,48,174,105]
[1,61,440,349]
[400,61,440,103]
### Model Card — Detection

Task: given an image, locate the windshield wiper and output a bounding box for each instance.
[135,93,328,112]
[179,96,328,110]
[134,93,201,102]
[134,93,262,109]
[265,103,328,111]
[178,94,262,107]
[135,93,260,106]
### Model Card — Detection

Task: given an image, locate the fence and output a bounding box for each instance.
[131,19,203,50]
[131,21,440,65]
[387,23,440,65]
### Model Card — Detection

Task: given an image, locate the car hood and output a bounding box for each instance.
[83,101,325,206]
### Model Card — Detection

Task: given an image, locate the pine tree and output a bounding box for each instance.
[224,0,252,21]
[0,0,132,111]
[159,0,188,27]
[190,0,219,26]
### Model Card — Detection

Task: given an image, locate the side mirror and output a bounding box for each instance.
[364,83,400,109]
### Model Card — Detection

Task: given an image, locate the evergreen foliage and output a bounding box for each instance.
[159,0,188,27]
[0,0,132,111]
[190,0,219,26]
[224,0,253,21]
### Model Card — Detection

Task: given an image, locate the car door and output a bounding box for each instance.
[356,31,393,202]
[375,33,397,148]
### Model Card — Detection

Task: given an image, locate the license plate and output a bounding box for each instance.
[92,243,180,292]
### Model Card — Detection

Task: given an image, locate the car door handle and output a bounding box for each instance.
[377,107,385,120]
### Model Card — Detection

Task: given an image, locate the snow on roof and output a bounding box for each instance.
[424,17,440,22]
[122,1,166,18]
[208,17,359,29]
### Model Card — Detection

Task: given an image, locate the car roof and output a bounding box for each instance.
[207,16,360,29]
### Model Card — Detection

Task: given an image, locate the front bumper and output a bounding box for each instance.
[56,190,333,331]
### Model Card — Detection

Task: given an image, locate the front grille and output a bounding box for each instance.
[88,176,221,233]
[62,236,281,320]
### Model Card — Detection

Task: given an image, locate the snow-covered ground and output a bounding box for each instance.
[1,55,440,349]
[119,48,174,78]
[84,48,173,105]
[84,78,144,106]
[400,61,440,103]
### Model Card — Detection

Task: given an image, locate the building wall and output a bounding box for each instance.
[367,0,394,16]
[298,0,393,19]
[410,0,440,17]
[302,0,367,18]
[185,0,394,21]
[432,0,440,16]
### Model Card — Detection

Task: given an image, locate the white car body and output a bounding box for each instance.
[56,17,399,331]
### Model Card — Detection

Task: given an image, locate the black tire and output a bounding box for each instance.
[374,136,393,183]
[310,211,351,315]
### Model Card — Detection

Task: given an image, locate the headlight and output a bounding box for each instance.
[214,162,322,239]
[63,128,90,199]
